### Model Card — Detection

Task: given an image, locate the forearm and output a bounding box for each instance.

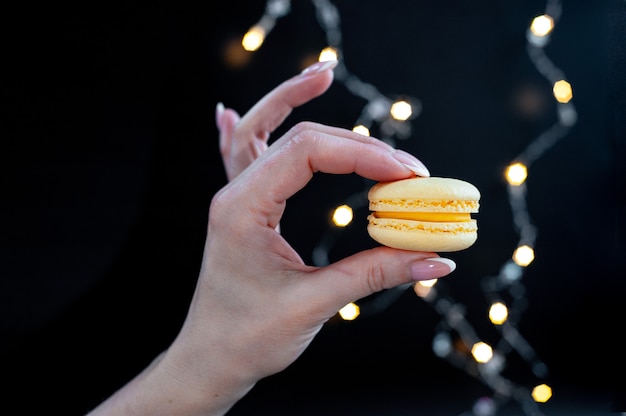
[87,345,256,416]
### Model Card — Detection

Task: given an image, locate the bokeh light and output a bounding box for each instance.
[489,302,509,325]
[242,25,265,51]
[505,162,528,186]
[553,79,573,103]
[531,383,553,403]
[332,204,353,227]
[471,342,494,363]
[338,302,360,320]
[530,14,554,37]
[513,245,535,267]
[319,46,339,62]
[390,100,412,121]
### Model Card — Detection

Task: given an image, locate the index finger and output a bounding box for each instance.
[236,60,338,141]
[232,122,418,228]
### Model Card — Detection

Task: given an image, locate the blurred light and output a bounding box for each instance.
[473,396,496,416]
[432,332,452,357]
[501,261,523,283]
[339,302,360,320]
[531,383,553,403]
[471,342,493,363]
[419,279,438,288]
[242,25,265,51]
[332,204,353,227]
[513,245,535,267]
[489,302,508,325]
[352,125,370,136]
[224,38,253,68]
[390,100,412,121]
[530,15,554,37]
[553,80,573,103]
[505,162,528,186]
[414,279,438,298]
[319,46,338,62]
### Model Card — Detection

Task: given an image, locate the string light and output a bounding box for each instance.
[505,162,528,186]
[332,204,353,227]
[339,302,360,321]
[552,79,573,103]
[233,0,577,413]
[532,384,553,403]
[471,342,494,364]
[488,302,509,325]
[513,245,535,267]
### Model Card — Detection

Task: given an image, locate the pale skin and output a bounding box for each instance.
[88,60,455,415]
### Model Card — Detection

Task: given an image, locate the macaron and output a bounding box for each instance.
[367,176,480,252]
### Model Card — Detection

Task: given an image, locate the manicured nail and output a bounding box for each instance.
[215,102,225,129]
[410,257,456,281]
[300,59,338,76]
[392,149,430,177]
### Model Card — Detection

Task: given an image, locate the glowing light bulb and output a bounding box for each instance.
[419,279,438,288]
[471,342,493,363]
[489,302,508,325]
[339,302,360,320]
[352,125,370,136]
[531,383,553,403]
[414,278,437,298]
[242,25,265,51]
[513,245,535,267]
[319,46,338,62]
[505,162,528,186]
[332,204,353,227]
[390,100,412,121]
[530,15,554,37]
[553,80,573,103]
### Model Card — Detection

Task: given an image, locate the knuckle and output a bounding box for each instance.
[365,262,388,293]
[285,121,321,146]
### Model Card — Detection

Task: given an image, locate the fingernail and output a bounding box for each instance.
[392,149,430,177]
[410,257,456,281]
[215,102,225,129]
[300,59,338,76]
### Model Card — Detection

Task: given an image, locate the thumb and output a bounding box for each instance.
[307,247,456,312]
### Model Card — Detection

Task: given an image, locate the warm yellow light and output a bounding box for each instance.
[352,125,370,136]
[390,100,412,121]
[489,302,508,325]
[553,80,573,103]
[530,15,554,37]
[319,47,338,62]
[471,342,493,363]
[419,279,438,288]
[339,302,360,320]
[332,204,353,227]
[242,25,265,51]
[505,162,528,186]
[513,245,535,267]
[414,279,438,298]
[532,384,553,403]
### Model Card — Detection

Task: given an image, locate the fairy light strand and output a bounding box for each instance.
[235,1,575,414]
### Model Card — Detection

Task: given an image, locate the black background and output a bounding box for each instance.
[1,0,624,414]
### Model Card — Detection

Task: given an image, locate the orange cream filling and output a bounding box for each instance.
[373,211,471,222]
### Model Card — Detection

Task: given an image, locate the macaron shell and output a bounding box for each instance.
[368,177,480,202]
[367,216,478,252]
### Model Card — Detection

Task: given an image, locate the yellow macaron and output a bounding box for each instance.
[367,176,480,252]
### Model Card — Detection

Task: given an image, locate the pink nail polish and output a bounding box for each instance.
[410,257,456,281]
[392,149,430,177]
[215,102,225,129]
[300,59,338,76]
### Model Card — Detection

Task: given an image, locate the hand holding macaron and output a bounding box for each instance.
[89,61,457,416]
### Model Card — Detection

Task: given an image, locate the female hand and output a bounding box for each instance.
[90,67,450,416]
[216,60,340,182]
